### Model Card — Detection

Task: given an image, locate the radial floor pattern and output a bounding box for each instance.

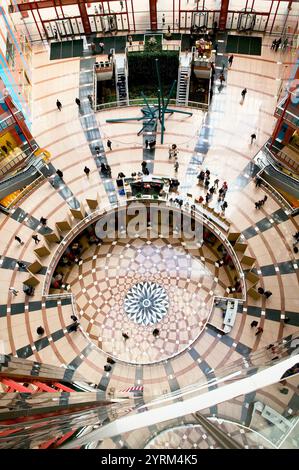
[67,236,227,363]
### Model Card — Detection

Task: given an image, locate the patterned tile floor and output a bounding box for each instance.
[65,236,228,363]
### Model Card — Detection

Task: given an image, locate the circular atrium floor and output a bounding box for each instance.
[67,236,227,363]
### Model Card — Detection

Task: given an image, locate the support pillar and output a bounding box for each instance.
[149,0,157,31]
[270,93,292,149]
[219,0,230,31]
[4,96,35,152]
[78,0,91,34]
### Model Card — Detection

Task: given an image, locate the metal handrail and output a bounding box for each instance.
[135,333,299,406]
[0,152,44,185]
[5,174,45,211]
[0,143,38,177]
[95,98,208,112]
[126,43,180,54]
[263,145,299,184]
[265,143,299,174]
[255,163,293,214]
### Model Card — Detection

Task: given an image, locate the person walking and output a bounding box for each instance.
[70,321,80,332]
[153,328,160,337]
[221,201,228,213]
[84,166,90,177]
[219,72,225,85]
[261,195,268,206]
[40,217,47,226]
[271,39,277,50]
[99,42,104,53]
[174,161,179,173]
[16,261,26,270]
[32,234,40,245]
[255,326,264,336]
[255,201,262,209]
[36,326,45,335]
[214,178,219,188]
[275,37,282,52]
[264,290,272,299]
[107,357,115,364]
[71,315,78,322]
[56,99,62,111]
[250,320,258,328]
[197,170,205,183]
[75,97,81,107]
[6,140,13,150]
[222,180,228,191]
[120,0,124,9]
[107,139,112,151]
[145,139,149,149]
[250,133,257,144]
[9,287,18,296]
[241,88,247,101]
[141,161,147,174]
[228,54,234,67]
[162,14,165,26]
[15,235,24,245]
[122,332,129,340]
[255,176,262,187]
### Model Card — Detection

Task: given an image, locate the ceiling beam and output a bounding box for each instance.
[14,0,126,13]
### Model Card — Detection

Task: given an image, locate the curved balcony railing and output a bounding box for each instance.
[42,198,244,299]
[95,98,208,112]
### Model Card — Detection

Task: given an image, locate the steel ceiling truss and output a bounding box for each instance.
[13,0,135,40]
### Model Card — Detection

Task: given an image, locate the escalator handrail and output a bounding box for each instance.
[263,145,299,185]
[0,154,45,186]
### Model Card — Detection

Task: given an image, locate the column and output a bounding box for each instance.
[149,0,158,31]
[219,0,230,31]
[78,0,92,34]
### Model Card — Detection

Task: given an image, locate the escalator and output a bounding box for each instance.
[255,149,299,209]
[262,164,299,208]
[0,155,46,202]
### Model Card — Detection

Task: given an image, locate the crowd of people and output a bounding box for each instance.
[196,169,229,216]
[271,37,289,52]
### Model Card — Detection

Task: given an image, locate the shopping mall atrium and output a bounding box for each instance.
[0,0,298,450]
